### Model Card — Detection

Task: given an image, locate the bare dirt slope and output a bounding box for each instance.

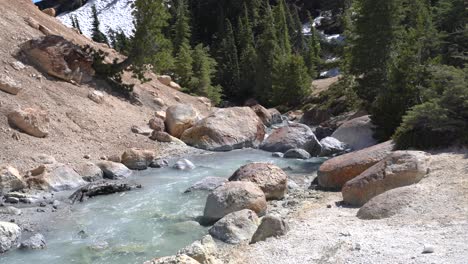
[0,0,210,172]
[221,149,468,264]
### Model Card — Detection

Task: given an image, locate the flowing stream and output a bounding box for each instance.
[1,149,324,264]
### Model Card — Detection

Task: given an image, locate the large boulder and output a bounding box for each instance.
[184,177,227,193]
[250,214,289,244]
[203,181,267,222]
[121,148,155,170]
[26,163,86,191]
[0,221,21,253]
[317,141,394,189]
[260,123,321,156]
[181,107,265,151]
[144,254,200,264]
[208,209,260,244]
[250,104,272,126]
[20,35,94,83]
[165,104,200,138]
[0,165,26,194]
[177,235,218,264]
[331,115,377,150]
[356,185,424,220]
[319,137,348,157]
[342,151,431,206]
[7,108,50,138]
[74,162,103,182]
[229,163,287,200]
[0,75,22,95]
[96,161,132,179]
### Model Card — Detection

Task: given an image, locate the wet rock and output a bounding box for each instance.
[74,162,104,182]
[165,104,200,138]
[0,165,26,194]
[284,148,311,159]
[149,159,169,168]
[260,123,321,156]
[319,137,348,157]
[20,35,94,83]
[0,221,21,253]
[181,107,265,151]
[331,115,377,151]
[229,163,288,200]
[203,181,267,222]
[96,161,132,179]
[342,151,431,206]
[26,163,86,191]
[0,74,22,95]
[184,177,227,193]
[144,254,200,264]
[272,152,284,158]
[121,148,155,170]
[209,209,259,244]
[317,141,394,189]
[250,214,289,243]
[173,159,196,171]
[7,108,50,138]
[88,90,104,104]
[19,233,46,250]
[177,235,218,264]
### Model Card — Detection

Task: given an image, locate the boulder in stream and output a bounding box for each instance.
[208,209,259,244]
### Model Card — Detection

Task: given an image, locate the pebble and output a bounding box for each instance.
[37,208,45,212]
[39,202,47,207]
[327,204,332,208]
[422,245,435,254]
[83,154,90,159]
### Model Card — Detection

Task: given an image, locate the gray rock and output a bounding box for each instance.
[287,180,299,190]
[174,159,196,170]
[203,181,267,222]
[314,126,334,140]
[422,245,435,254]
[74,162,103,182]
[272,152,284,158]
[0,206,22,215]
[250,214,289,243]
[184,177,227,193]
[96,161,132,179]
[26,163,86,191]
[0,221,21,253]
[284,148,311,159]
[260,123,321,156]
[319,137,348,157]
[19,233,46,250]
[209,209,259,244]
[268,108,283,124]
[149,159,169,168]
[0,74,22,95]
[331,115,377,150]
[0,165,26,194]
[131,125,153,136]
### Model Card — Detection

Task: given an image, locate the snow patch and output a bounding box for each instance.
[57,0,135,39]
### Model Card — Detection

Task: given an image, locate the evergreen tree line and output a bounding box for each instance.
[83,0,324,107]
[343,0,467,149]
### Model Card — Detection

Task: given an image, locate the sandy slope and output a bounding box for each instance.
[220,149,468,264]
[0,0,210,172]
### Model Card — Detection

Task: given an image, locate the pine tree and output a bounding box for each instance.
[254,1,280,104]
[174,42,193,88]
[273,0,291,55]
[172,0,191,54]
[237,3,258,101]
[216,19,240,99]
[129,0,174,74]
[191,44,222,105]
[290,4,306,53]
[91,5,108,44]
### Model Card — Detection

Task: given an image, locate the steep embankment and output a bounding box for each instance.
[219,149,468,263]
[0,0,210,172]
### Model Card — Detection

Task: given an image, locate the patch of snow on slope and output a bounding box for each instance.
[58,0,135,39]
